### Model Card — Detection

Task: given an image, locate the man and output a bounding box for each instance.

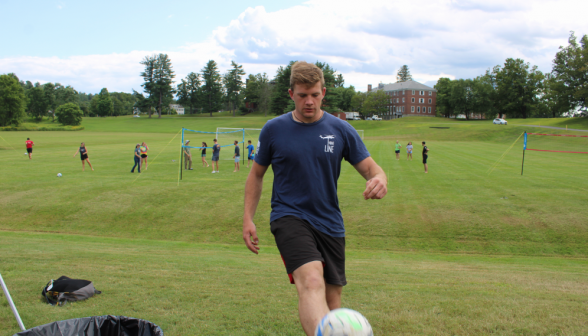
[246,140,255,168]
[25,137,34,160]
[395,140,402,160]
[242,61,387,336]
[183,140,193,170]
[422,141,429,173]
[233,140,240,173]
[211,138,220,173]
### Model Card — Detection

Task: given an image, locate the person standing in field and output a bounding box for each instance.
[395,140,402,160]
[211,138,220,173]
[140,142,149,170]
[183,140,193,170]
[406,141,413,161]
[199,142,209,168]
[25,137,34,160]
[242,61,388,336]
[422,141,429,173]
[131,143,141,173]
[233,140,241,172]
[73,142,94,171]
[247,140,255,168]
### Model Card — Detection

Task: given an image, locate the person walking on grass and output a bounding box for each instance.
[406,141,413,161]
[211,138,220,173]
[233,140,240,172]
[140,142,149,170]
[422,141,429,173]
[183,140,193,170]
[131,144,141,173]
[242,61,387,336]
[73,142,94,171]
[395,140,402,160]
[247,140,255,168]
[199,142,209,167]
[25,137,34,160]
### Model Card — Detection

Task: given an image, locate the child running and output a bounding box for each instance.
[73,142,94,171]
[199,142,209,167]
[406,141,413,161]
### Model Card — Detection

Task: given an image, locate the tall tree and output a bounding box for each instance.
[91,88,113,117]
[224,61,246,117]
[543,74,573,117]
[396,65,413,82]
[551,32,588,114]
[153,54,175,118]
[201,60,223,117]
[0,73,27,126]
[492,58,544,119]
[140,55,157,118]
[43,82,56,121]
[27,86,49,120]
[363,90,389,117]
[271,62,295,115]
[434,78,454,118]
[176,72,202,114]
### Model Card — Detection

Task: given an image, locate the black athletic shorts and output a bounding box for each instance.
[141,154,147,158]
[27,148,32,153]
[423,154,428,164]
[271,215,346,286]
[81,154,88,160]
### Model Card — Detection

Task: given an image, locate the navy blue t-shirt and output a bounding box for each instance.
[255,112,370,237]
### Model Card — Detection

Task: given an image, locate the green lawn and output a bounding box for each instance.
[1,115,587,335]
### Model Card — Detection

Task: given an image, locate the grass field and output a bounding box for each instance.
[1,116,588,335]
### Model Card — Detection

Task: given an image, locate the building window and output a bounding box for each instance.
[428,107,432,113]
[411,97,415,103]
[419,98,424,103]
[403,90,405,95]
[412,90,415,95]
[417,106,420,113]
[402,106,405,112]
[429,91,432,96]
[428,98,432,104]
[420,90,424,95]
[411,106,415,112]
[402,98,405,103]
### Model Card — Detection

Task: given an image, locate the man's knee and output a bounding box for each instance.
[293,262,325,293]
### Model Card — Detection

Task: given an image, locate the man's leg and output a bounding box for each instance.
[292,261,330,336]
[325,284,343,310]
[424,163,428,173]
[82,160,85,171]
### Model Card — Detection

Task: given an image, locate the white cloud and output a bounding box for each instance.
[2,0,587,93]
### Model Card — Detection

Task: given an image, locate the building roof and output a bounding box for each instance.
[370,80,436,92]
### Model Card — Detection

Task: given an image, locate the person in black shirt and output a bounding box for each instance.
[422,141,429,173]
[199,142,209,168]
[73,142,94,171]
[233,140,240,172]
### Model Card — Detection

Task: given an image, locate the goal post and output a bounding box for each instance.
[522,131,588,175]
[356,129,364,141]
[216,127,262,163]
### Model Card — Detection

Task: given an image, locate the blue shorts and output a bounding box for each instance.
[234,156,240,163]
[212,155,219,162]
[248,155,254,160]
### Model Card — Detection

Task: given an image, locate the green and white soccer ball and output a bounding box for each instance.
[315,308,373,336]
[57,173,62,177]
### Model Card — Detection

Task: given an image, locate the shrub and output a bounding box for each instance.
[55,103,83,126]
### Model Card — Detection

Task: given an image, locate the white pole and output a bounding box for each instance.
[0,272,26,331]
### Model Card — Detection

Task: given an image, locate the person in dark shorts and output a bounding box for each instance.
[73,142,94,171]
[25,138,34,160]
[247,140,255,168]
[199,142,209,168]
[243,61,388,336]
[211,138,220,173]
[233,140,240,172]
[131,144,141,173]
[140,142,149,170]
[422,141,429,173]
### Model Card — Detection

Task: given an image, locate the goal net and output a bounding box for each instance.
[216,128,262,161]
[525,132,588,154]
[356,129,364,141]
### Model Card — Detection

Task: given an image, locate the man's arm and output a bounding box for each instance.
[353,157,388,200]
[243,161,269,254]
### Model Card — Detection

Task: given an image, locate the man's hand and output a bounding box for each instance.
[363,177,387,200]
[242,220,260,254]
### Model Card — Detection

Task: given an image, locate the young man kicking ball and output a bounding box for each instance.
[242,61,388,336]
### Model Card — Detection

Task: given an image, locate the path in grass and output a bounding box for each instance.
[1,232,587,335]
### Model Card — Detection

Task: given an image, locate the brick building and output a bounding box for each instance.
[368,80,437,120]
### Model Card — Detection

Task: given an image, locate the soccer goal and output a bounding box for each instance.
[521,131,588,175]
[356,129,364,141]
[216,127,262,161]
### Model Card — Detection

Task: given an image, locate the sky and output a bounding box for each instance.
[1,0,587,94]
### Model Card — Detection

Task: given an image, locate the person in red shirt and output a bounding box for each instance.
[25,138,34,160]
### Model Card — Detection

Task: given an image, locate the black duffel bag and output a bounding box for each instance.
[42,275,101,306]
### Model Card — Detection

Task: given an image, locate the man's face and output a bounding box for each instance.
[288,82,326,122]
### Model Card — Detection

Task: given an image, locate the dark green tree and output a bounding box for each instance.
[363,90,389,117]
[543,74,573,117]
[350,92,367,115]
[0,73,27,126]
[396,65,412,82]
[224,61,246,117]
[140,55,157,118]
[55,102,83,125]
[132,90,151,115]
[176,72,202,114]
[27,86,49,120]
[91,88,113,117]
[551,32,588,113]
[201,60,223,117]
[434,78,454,118]
[42,82,56,121]
[153,54,175,118]
[271,62,295,115]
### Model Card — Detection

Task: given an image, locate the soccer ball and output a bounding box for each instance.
[315,309,373,336]
[57,173,62,177]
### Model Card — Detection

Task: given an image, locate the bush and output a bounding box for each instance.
[55,103,83,126]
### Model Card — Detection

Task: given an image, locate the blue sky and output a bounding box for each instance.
[1,0,587,94]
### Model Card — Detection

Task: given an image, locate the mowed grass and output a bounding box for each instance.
[1,116,588,334]
[1,232,587,335]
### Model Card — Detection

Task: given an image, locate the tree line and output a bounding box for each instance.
[435,32,588,119]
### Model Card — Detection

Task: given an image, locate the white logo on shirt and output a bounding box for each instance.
[256,141,260,155]
[320,135,335,153]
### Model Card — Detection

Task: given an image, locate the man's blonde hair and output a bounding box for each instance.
[290,61,325,91]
